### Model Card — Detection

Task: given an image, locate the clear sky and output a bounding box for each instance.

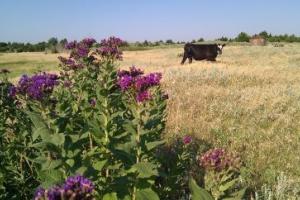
[1,0,300,42]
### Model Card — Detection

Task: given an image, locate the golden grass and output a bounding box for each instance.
[2,44,300,185]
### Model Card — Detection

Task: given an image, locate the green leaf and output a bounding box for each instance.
[92,160,107,171]
[38,169,64,188]
[146,140,165,151]
[103,192,118,200]
[136,188,159,200]
[123,121,137,135]
[223,188,247,200]
[132,162,159,178]
[189,178,214,200]
[50,133,65,146]
[66,159,75,167]
[219,178,237,192]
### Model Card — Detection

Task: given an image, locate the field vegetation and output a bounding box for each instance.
[1,40,300,199]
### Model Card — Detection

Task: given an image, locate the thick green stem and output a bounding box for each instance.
[133,105,142,200]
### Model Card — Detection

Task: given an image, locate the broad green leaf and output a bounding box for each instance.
[136,188,159,200]
[50,133,65,146]
[66,159,75,167]
[93,160,107,171]
[132,162,159,178]
[103,192,118,200]
[38,169,64,188]
[146,140,165,151]
[189,178,214,200]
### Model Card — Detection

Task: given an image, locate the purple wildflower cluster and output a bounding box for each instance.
[11,73,58,100]
[199,148,241,171]
[117,66,162,102]
[60,38,97,70]
[97,36,123,60]
[58,56,83,70]
[34,175,94,200]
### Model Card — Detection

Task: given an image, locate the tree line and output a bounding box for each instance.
[1,31,300,53]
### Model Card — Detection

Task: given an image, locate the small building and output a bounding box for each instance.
[250,35,267,46]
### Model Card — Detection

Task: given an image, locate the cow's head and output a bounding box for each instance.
[217,44,226,55]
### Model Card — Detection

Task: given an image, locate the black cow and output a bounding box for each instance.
[181,43,226,64]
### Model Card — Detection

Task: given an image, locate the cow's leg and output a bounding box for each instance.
[181,53,188,65]
[188,57,193,64]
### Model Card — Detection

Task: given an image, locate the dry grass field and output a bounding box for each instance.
[2,43,300,186]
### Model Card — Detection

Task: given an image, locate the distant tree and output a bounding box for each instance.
[143,40,149,46]
[217,36,228,41]
[48,37,58,47]
[235,32,250,42]
[197,38,204,42]
[0,42,8,52]
[258,31,270,39]
[191,39,196,43]
[59,38,68,46]
[165,39,174,44]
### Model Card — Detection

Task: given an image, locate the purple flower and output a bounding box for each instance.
[15,73,59,101]
[8,85,16,97]
[118,75,133,91]
[117,67,162,103]
[97,36,123,60]
[33,175,94,200]
[136,90,151,102]
[135,73,161,91]
[82,38,96,47]
[129,66,144,77]
[34,187,45,199]
[199,148,241,171]
[47,186,63,200]
[58,56,83,70]
[65,41,77,50]
[183,135,192,144]
[64,175,94,194]
[76,45,89,58]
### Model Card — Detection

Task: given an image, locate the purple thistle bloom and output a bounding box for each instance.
[135,73,161,91]
[58,57,83,70]
[33,175,94,200]
[82,38,96,47]
[97,36,123,60]
[76,45,89,58]
[136,90,151,102]
[47,186,63,200]
[34,187,45,199]
[118,74,133,91]
[64,175,94,194]
[199,148,241,172]
[16,73,59,101]
[8,85,16,97]
[65,41,77,50]
[129,66,144,77]
[183,135,192,144]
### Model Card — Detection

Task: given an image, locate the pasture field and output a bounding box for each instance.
[2,43,300,187]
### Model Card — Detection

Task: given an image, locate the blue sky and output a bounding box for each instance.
[1,0,300,42]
